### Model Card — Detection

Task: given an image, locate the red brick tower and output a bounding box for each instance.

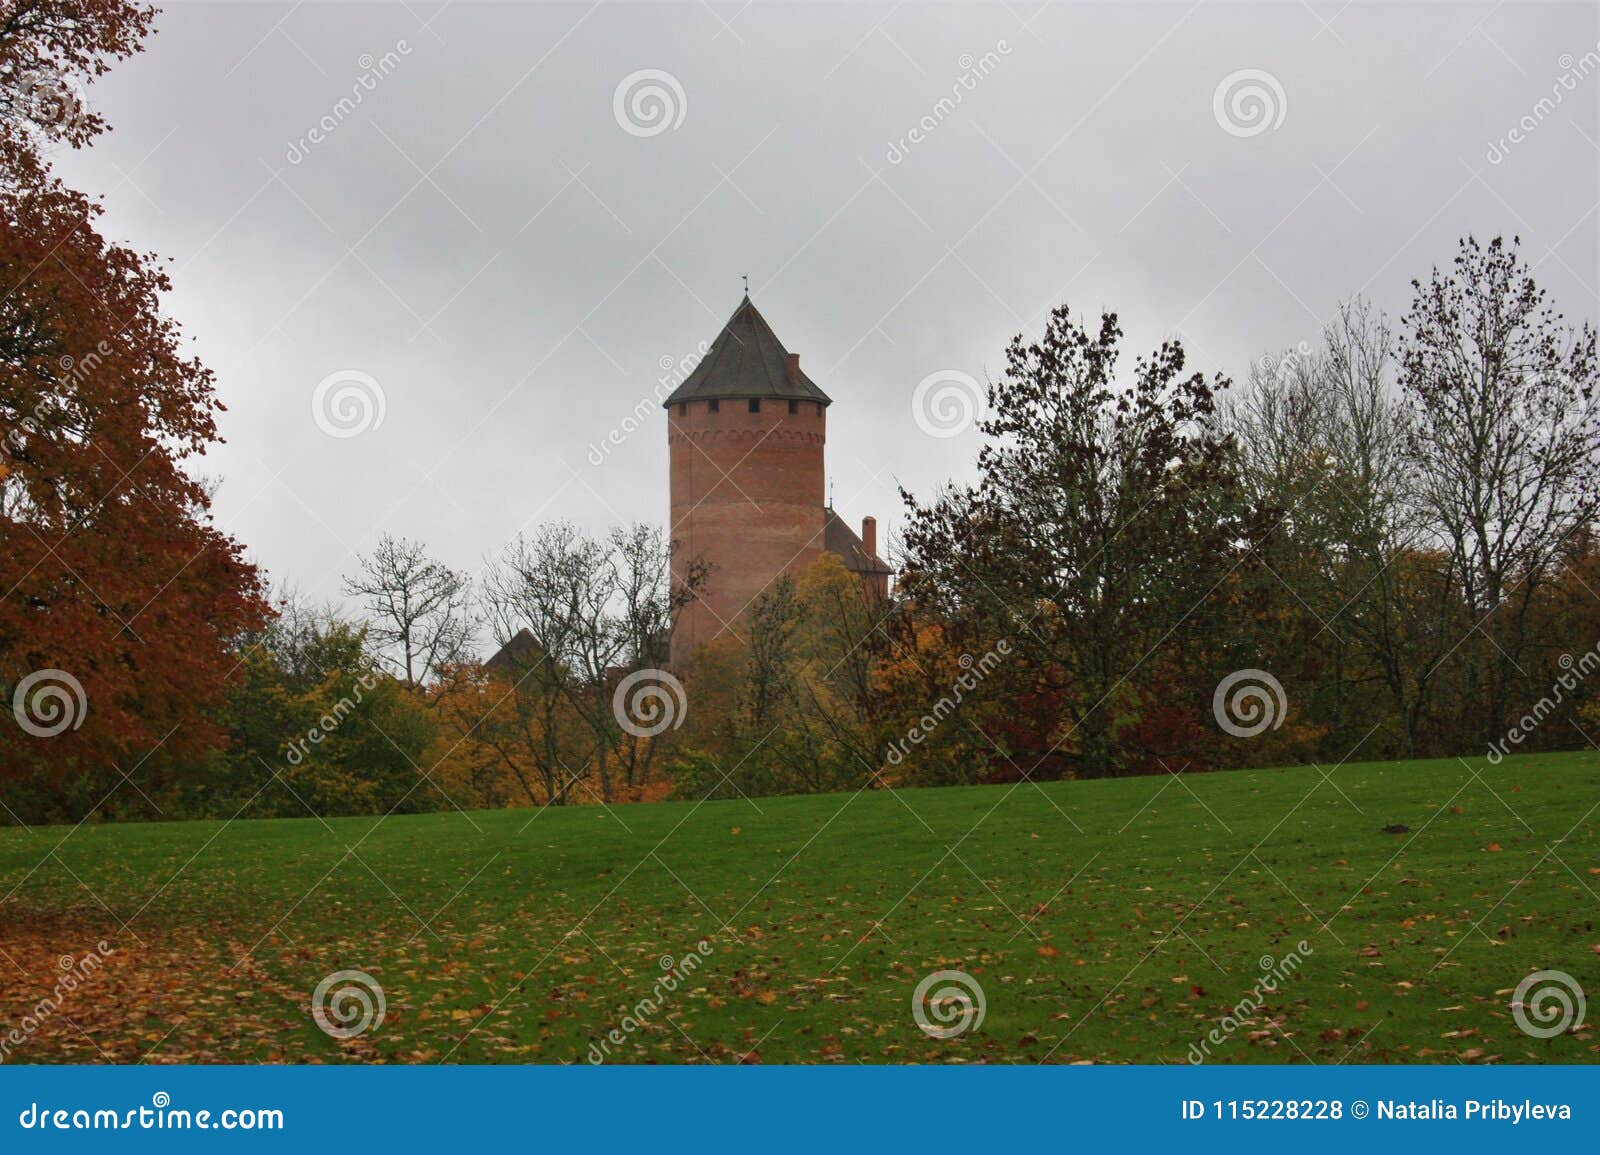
[664,296,831,668]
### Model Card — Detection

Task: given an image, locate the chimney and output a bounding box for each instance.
[786,352,800,386]
[861,516,877,560]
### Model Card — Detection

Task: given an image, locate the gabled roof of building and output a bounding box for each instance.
[662,296,833,407]
[824,508,893,576]
[484,627,543,673]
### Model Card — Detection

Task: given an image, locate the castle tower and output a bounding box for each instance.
[663,296,831,668]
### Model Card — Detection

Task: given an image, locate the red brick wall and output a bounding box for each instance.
[667,398,826,667]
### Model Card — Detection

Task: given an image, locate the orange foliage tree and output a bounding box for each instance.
[1,1,268,780]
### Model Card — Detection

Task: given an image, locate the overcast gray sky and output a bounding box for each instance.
[52,0,1600,640]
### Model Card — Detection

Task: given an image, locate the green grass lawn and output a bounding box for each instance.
[2,750,1597,1064]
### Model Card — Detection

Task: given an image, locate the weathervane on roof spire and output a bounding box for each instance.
[742,273,749,296]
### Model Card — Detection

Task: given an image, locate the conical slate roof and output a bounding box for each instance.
[662,296,832,407]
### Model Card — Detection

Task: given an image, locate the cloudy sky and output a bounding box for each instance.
[52,0,1599,643]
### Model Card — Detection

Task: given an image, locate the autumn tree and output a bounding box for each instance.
[900,305,1239,777]
[1,0,268,782]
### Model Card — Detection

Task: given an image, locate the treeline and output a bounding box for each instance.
[685,235,1600,794]
[8,233,1598,825]
[6,524,692,823]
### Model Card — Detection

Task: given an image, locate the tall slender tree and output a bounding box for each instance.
[1400,235,1600,742]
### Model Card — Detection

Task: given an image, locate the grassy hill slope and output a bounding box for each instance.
[2,750,1597,1063]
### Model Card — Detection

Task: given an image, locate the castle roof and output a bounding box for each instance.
[484,627,543,673]
[824,508,893,576]
[662,296,833,407]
